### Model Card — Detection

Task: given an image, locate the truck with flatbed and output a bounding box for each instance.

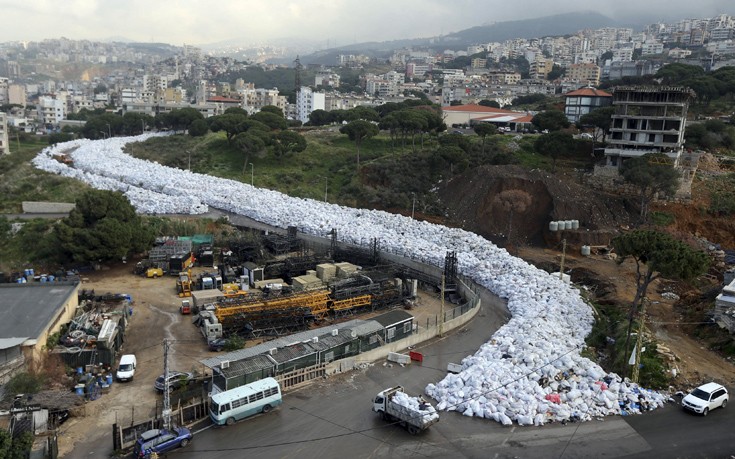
[372,386,439,434]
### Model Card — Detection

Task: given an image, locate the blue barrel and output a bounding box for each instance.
[76,367,84,374]
[106,374,113,385]
[75,385,85,396]
[29,268,34,277]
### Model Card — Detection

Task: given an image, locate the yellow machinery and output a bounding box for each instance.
[177,269,192,298]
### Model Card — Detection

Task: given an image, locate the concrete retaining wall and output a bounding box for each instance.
[21,201,75,214]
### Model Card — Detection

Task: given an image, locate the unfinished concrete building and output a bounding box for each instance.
[599,86,695,172]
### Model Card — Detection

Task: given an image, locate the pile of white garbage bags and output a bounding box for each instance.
[392,391,440,423]
[33,135,667,425]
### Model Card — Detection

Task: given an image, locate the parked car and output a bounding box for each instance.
[154,371,194,392]
[579,132,593,140]
[134,427,192,458]
[208,337,228,352]
[116,354,137,382]
[682,382,729,415]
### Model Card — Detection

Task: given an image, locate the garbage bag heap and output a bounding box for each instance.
[33,135,667,425]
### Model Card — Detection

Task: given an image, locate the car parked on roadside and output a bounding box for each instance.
[682,382,728,415]
[134,427,192,458]
[208,337,228,352]
[154,371,194,392]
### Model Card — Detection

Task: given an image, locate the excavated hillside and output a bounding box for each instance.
[438,165,637,247]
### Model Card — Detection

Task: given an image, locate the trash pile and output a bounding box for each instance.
[393,391,440,423]
[34,135,667,425]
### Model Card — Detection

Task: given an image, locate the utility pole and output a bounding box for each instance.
[631,298,647,384]
[439,275,445,337]
[411,193,416,220]
[249,163,254,186]
[162,339,171,430]
[324,176,328,202]
[559,238,567,282]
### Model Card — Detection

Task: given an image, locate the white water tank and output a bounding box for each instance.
[581,245,591,256]
[572,220,580,230]
[549,221,559,231]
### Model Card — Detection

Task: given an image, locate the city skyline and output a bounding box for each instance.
[1,0,734,47]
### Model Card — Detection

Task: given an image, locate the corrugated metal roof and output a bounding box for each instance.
[347,320,383,336]
[218,354,275,378]
[308,330,354,351]
[372,310,414,328]
[201,318,368,368]
[269,342,315,364]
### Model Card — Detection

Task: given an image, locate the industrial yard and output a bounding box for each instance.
[54,227,464,457]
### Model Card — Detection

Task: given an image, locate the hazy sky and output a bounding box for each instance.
[1,0,734,46]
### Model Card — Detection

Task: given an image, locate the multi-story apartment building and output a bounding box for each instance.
[563,87,612,123]
[315,72,340,88]
[240,87,288,115]
[471,58,487,69]
[530,58,554,80]
[8,84,27,107]
[0,112,9,155]
[602,86,694,170]
[566,63,601,86]
[37,96,65,127]
[296,86,325,124]
[641,41,664,55]
[0,78,8,105]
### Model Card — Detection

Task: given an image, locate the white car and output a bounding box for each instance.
[682,382,728,416]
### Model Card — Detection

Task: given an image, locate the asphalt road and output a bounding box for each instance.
[153,289,735,459]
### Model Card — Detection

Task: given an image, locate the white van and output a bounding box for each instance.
[116,354,137,382]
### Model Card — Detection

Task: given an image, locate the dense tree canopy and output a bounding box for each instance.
[578,106,615,142]
[531,110,571,132]
[53,190,154,263]
[209,113,249,144]
[533,131,575,171]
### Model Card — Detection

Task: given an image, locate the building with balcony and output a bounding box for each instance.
[601,86,695,170]
[37,96,66,127]
[0,112,9,155]
[566,63,601,86]
[564,87,612,123]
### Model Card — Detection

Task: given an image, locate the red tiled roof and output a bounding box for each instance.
[564,88,612,97]
[442,104,515,114]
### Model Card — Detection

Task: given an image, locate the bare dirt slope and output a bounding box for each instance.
[438,165,636,246]
[517,242,735,388]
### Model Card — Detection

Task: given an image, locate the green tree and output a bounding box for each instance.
[259,105,284,117]
[531,110,570,132]
[250,111,288,130]
[510,94,547,108]
[53,190,154,263]
[578,106,615,142]
[478,99,501,108]
[273,130,307,156]
[473,123,498,154]
[234,133,267,174]
[225,107,249,116]
[612,230,709,377]
[547,64,565,80]
[188,118,209,137]
[620,153,681,221]
[655,63,705,85]
[533,131,575,172]
[345,106,379,122]
[339,120,378,168]
[306,109,332,126]
[209,113,249,144]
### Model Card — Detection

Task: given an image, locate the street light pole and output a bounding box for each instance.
[141,119,145,134]
[249,163,254,186]
[187,150,191,171]
[106,123,111,138]
[411,193,416,219]
[323,177,328,202]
